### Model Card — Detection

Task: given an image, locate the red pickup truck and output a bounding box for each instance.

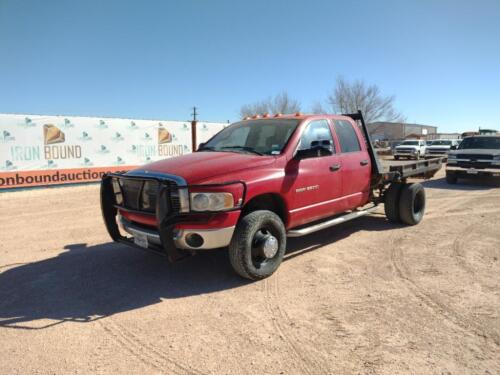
[101,112,442,280]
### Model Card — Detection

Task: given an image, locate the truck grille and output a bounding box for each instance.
[113,177,179,215]
[396,148,414,153]
[428,148,448,154]
[456,154,493,160]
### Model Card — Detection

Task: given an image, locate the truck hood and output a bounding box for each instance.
[134,151,276,184]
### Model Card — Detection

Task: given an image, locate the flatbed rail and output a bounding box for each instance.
[343,111,443,185]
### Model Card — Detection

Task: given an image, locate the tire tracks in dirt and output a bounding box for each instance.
[451,223,477,276]
[390,235,500,349]
[263,272,328,375]
[425,190,499,216]
[98,318,206,375]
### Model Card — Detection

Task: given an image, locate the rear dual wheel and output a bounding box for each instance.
[384,183,426,225]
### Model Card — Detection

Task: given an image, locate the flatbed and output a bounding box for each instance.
[344,111,443,185]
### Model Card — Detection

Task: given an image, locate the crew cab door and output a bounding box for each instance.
[285,119,343,227]
[332,119,371,210]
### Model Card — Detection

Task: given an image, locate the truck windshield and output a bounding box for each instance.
[431,140,452,145]
[199,119,300,155]
[401,141,419,145]
[458,137,500,150]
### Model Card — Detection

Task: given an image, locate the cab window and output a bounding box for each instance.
[297,120,335,153]
[333,120,361,153]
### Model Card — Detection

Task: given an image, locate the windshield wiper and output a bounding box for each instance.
[220,146,264,155]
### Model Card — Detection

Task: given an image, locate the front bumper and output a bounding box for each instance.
[101,172,244,261]
[394,151,418,157]
[446,165,500,177]
[119,215,235,250]
[425,152,448,158]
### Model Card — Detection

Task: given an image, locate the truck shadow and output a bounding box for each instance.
[285,214,395,261]
[0,243,248,330]
[421,176,500,190]
[0,214,396,330]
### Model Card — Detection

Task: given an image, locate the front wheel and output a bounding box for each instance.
[229,210,286,280]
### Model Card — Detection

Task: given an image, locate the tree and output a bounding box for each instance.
[240,92,301,118]
[320,77,405,124]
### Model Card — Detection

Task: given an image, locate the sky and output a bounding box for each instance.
[0,0,499,133]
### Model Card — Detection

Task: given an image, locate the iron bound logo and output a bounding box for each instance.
[158,126,172,144]
[43,124,81,160]
[43,124,65,144]
[157,124,183,157]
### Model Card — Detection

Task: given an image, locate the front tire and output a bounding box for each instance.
[229,210,286,280]
[399,183,426,225]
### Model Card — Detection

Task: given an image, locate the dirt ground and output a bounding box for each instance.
[1,167,499,374]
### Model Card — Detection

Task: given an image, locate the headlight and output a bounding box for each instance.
[190,192,234,211]
[493,155,500,160]
[448,154,457,159]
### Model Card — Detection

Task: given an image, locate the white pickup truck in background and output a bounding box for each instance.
[393,139,427,160]
[424,139,461,160]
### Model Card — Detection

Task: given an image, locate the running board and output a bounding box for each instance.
[287,205,379,237]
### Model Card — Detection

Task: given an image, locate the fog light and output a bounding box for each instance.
[185,233,204,248]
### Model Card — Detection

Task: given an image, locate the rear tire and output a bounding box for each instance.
[446,172,458,184]
[399,183,426,225]
[229,210,286,280]
[384,182,403,223]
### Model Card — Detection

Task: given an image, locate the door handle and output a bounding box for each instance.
[360,159,369,166]
[330,164,341,172]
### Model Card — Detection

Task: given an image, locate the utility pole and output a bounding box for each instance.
[191,106,198,151]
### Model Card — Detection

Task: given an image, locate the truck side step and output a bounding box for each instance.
[287,205,379,237]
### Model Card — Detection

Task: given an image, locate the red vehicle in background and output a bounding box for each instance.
[101,112,442,280]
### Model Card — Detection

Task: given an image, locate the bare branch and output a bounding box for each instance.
[240,91,301,118]
[327,77,405,123]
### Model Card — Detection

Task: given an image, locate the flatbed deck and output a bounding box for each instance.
[381,157,443,179]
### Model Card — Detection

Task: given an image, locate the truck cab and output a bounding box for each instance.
[101,112,438,280]
[393,139,426,160]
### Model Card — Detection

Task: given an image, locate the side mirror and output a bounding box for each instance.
[450,145,457,150]
[295,140,333,159]
[197,142,206,150]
